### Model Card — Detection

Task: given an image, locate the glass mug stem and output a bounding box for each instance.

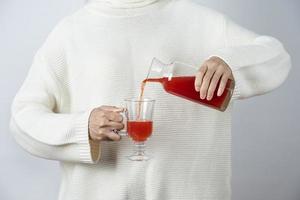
[129,142,152,161]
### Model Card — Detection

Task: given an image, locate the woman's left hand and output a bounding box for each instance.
[194,56,234,101]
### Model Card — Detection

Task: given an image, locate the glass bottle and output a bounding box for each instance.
[142,57,235,112]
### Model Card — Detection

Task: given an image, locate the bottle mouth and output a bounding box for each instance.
[146,57,167,80]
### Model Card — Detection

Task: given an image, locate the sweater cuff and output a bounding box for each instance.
[208,54,243,101]
[75,109,101,164]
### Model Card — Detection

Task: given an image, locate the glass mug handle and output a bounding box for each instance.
[113,109,128,137]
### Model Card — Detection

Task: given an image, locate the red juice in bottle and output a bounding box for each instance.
[141,76,234,111]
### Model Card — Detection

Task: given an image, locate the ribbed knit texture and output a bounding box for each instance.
[10,0,291,199]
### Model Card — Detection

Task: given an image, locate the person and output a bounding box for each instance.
[10,0,291,199]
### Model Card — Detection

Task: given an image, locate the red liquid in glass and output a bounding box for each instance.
[127,121,153,142]
[141,76,234,111]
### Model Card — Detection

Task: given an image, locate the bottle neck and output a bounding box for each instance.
[147,58,174,80]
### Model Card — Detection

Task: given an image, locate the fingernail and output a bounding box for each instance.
[217,90,223,97]
[207,95,211,101]
[200,94,205,99]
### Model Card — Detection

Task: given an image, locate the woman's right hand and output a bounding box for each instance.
[88,106,125,142]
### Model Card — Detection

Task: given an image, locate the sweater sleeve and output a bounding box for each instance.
[211,16,291,100]
[9,19,101,164]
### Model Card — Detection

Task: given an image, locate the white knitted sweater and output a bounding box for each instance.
[10,0,291,199]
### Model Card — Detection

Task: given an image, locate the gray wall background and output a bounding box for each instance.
[0,0,299,199]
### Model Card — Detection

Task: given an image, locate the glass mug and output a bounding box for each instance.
[116,98,155,161]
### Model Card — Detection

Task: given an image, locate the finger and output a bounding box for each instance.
[195,64,208,92]
[207,68,223,101]
[105,111,123,122]
[104,131,121,141]
[91,128,108,141]
[96,134,112,142]
[100,106,124,113]
[98,117,110,127]
[199,67,217,99]
[91,135,106,141]
[217,72,231,97]
[95,128,115,141]
[106,121,125,130]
